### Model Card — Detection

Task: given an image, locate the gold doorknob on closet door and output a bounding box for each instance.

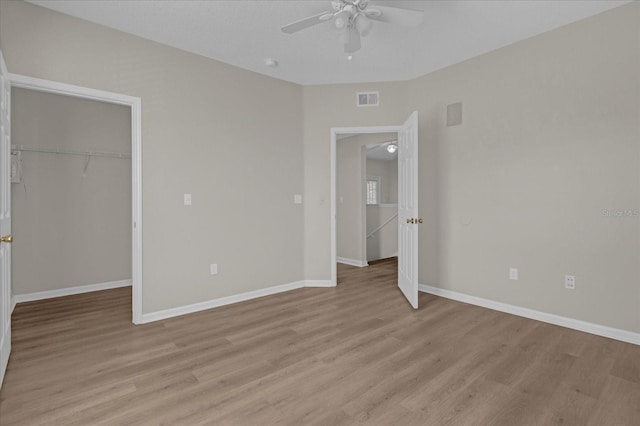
[418,218,423,224]
[406,218,415,224]
[1,235,12,243]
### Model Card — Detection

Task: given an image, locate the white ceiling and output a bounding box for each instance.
[367,141,398,161]
[29,0,630,85]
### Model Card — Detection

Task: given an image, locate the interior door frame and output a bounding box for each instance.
[330,124,403,286]
[8,74,144,324]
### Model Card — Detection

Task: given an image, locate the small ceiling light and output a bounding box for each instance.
[264,58,278,68]
[334,10,350,29]
[347,54,353,61]
[354,14,372,37]
[387,143,398,154]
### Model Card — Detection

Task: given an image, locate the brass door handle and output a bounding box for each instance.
[1,235,12,243]
[418,218,423,224]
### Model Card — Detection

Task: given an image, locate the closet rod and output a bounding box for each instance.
[11,145,131,159]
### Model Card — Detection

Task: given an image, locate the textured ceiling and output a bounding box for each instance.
[29,0,629,85]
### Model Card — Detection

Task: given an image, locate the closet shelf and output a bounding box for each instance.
[11,144,131,159]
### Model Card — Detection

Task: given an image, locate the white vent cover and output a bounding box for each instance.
[357,91,379,107]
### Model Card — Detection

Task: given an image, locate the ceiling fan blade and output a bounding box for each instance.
[281,12,332,34]
[344,26,361,54]
[368,5,423,26]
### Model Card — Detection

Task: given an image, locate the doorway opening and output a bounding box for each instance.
[365,140,399,265]
[330,112,420,309]
[335,133,399,273]
[8,74,142,324]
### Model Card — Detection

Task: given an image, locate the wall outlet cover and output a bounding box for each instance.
[565,275,576,289]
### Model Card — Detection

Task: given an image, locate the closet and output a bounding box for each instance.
[11,88,131,299]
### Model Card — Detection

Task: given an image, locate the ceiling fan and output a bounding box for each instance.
[281,0,424,60]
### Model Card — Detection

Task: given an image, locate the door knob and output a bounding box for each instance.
[418,218,423,224]
[1,235,12,243]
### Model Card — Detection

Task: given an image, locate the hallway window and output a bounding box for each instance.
[366,177,380,205]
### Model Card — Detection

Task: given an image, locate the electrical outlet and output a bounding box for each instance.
[509,268,518,280]
[210,264,218,275]
[565,275,575,290]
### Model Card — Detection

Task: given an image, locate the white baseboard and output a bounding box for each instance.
[12,279,132,305]
[0,333,8,390]
[336,257,368,268]
[304,280,335,287]
[141,281,307,324]
[10,298,16,315]
[419,284,640,346]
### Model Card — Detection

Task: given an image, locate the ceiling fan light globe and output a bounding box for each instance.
[355,14,372,36]
[387,144,398,154]
[334,10,349,29]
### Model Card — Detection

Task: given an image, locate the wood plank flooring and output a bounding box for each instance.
[1,258,639,425]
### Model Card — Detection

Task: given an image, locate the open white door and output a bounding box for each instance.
[0,51,11,389]
[398,111,419,309]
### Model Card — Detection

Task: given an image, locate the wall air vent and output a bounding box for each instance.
[357,91,379,107]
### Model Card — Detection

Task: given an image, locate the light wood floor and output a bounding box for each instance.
[1,259,639,425]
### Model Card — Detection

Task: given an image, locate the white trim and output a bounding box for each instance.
[0,333,8,390]
[419,284,640,346]
[336,257,368,267]
[305,280,335,287]
[8,74,139,105]
[13,280,132,304]
[0,51,7,76]
[141,281,306,323]
[10,298,16,315]
[0,50,9,391]
[331,125,402,286]
[8,74,144,324]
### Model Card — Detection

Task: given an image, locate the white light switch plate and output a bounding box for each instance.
[509,268,518,280]
[184,193,192,206]
[294,194,303,204]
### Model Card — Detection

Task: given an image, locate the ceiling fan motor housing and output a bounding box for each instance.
[281,0,424,58]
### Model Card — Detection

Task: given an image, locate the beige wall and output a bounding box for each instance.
[336,133,396,263]
[303,83,409,279]
[11,88,131,294]
[366,158,397,205]
[366,157,398,262]
[1,1,304,313]
[336,136,365,263]
[408,3,640,332]
[2,1,638,333]
[366,206,397,262]
[305,3,639,332]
